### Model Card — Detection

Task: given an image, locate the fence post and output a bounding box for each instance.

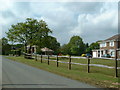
[35,54,37,61]
[41,54,42,63]
[115,50,118,77]
[48,55,49,65]
[87,57,90,73]
[69,55,71,70]
[57,55,59,67]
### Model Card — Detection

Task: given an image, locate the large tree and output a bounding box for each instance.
[69,36,85,55]
[6,18,52,54]
[46,36,60,53]
[36,36,60,54]
[60,36,85,55]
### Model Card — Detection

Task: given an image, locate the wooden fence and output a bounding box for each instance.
[25,53,119,77]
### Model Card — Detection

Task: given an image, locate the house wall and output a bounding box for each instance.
[100,41,120,58]
[116,41,120,48]
[93,33,120,58]
[100,41,116,50]
[92,51,97,57]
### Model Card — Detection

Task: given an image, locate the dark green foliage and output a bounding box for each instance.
[60,44,71,55]
[1,37,11,55]
[11,44,23,56]
[2,44,11,55]
[69,36,85,55]
[46,36,60,54]
[85,42,100,54]
[60,36,85,55]
[36,36,60,54]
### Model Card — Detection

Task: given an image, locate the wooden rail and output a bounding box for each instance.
[24,53,119,77]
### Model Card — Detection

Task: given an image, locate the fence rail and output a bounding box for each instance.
[24,53,120,77]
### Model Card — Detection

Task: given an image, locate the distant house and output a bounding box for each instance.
[26,45,37,54]
[92,34,120,58]
[41,47,53,55]
[26,46,53,55]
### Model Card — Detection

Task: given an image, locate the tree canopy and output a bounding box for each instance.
[7,18,52,44]
[5,18,100,56]
[6,18,60,54]
[85,42,100,54]
[61,36,85,55]
[69,36,85,55]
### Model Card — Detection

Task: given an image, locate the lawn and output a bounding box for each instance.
[6,56,119,88]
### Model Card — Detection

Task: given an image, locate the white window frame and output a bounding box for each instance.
[109,41,114,47]
[104,43,106,47]
[100,42,106,47]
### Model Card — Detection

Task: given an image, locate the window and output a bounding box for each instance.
[100,42,106,47]
[109,41,114,47]
[104,43,106,47]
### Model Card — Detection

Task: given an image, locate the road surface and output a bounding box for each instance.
[2,57,97,88]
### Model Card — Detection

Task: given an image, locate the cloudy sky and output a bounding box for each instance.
[0,0,118,45]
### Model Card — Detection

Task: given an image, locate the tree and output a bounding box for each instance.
[10,44,23,56]
[1,37,11,55]
[6,18,52,54]
[68,36,85,55]
[46,36,60,54]
[1,37,8,46]
[36,36,60,54]
[90,42,99,49]
[60,36,85,55]
[60,44,71,55]
[86,42,100,54]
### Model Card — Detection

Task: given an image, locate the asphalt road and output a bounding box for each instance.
[2,57,97,88]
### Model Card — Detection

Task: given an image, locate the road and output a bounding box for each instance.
[2,57,97,88]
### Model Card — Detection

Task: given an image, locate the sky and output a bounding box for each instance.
[0,0,118,45]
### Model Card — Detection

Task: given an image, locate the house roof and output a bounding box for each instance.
[41,47,53,52]
[104,34,120,42]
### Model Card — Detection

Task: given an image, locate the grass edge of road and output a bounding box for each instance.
[5,56,119,88]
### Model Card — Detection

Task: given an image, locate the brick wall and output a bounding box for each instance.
[100,41,116,50]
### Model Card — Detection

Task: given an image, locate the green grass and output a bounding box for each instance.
[6,56,119,88]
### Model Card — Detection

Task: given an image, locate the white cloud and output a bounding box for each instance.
[0,0,14,11]
[0,1,118,45]
[69,2,118,43]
